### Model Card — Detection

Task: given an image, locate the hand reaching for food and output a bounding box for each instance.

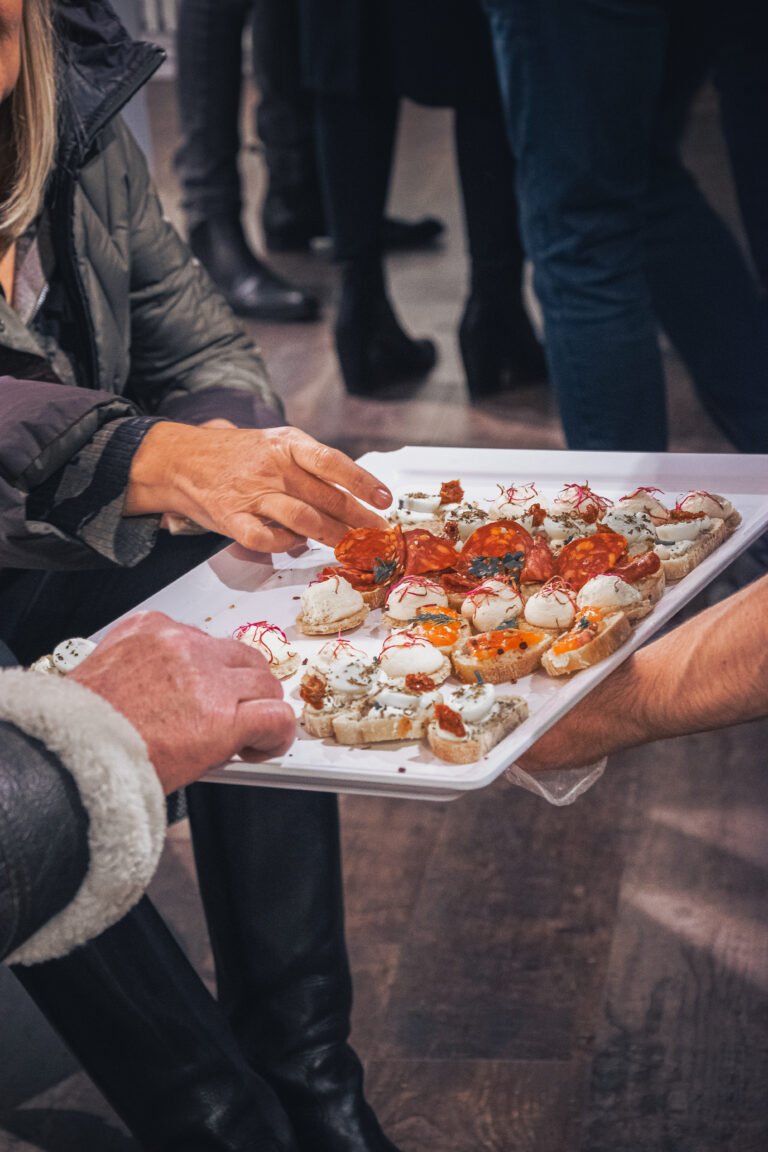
[126,424,393,553]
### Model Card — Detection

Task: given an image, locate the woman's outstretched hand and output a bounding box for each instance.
[126,423,392,553]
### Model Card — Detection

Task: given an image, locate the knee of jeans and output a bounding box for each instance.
[524,206,647,320]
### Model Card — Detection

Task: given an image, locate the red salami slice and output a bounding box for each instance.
[439,568,480,596]
[556,531,628,591]
[461,520,534,559]
[521,536,556,584]
[319,564,378,590]
[403,529,458,576]
[612,550,661,584]
[334,527,405,584]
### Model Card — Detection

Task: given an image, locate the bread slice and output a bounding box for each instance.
[451,627,553,684]
[295,603,369,636]
[654,518,728,581]
[332,704,431,745]
[634,563,665,605]
[541,611,631,677]
[361,584,390,609]
[427,696,529,764]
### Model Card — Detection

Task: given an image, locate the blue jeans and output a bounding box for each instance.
[481,0,768,451]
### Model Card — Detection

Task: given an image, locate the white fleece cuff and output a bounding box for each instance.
[0,669,166,965]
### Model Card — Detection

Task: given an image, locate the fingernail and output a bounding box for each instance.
[373,486,392,507]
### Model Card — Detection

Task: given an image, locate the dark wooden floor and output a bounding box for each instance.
[1,80,766,1152]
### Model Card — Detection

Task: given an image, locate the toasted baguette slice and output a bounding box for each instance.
[634,563,665,605]
[654,519,728,581]
[332,706,430,746]
[361,584,390,609]
[541,611,631,677]
[295,604,369,636]
[725,509,742,532]
[451,628,553,684]
[304,702,371,738]
[427,697,529,764]
[302,705,340,738]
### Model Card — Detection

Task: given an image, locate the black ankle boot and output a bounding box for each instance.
[334,261,436,395]
[14,897,299,1152]
[189,217,319,323]
[186,785,403,1152]
[459,292,547,398]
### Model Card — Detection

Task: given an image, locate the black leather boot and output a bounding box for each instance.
[459,289,548,398]
[14,897,300,1152]
[334,260,436,395]
[189,217,319,323]
[186,785,402,1152]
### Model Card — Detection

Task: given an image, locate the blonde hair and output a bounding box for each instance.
[0,0,57,249]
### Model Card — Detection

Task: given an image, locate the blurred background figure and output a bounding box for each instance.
[480,0,768,452]
[174,0,444,323]
[175,0,319,321]
[302,0,546,396]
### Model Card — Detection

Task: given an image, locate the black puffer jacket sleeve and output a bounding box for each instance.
[119,122,284,425]
[0,377,139,568]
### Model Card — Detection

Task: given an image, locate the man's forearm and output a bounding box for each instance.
[519,574,768,773]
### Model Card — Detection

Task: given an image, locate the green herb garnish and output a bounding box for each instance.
[373,556,398,584]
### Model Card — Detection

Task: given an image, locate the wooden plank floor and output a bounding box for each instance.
[1,82,766,1152]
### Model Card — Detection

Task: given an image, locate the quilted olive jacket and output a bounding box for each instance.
[0,0,282,569]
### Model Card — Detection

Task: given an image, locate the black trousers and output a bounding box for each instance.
[175,0,318,230]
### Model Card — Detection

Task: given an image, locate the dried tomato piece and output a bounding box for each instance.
[434,703,467,738]
[611,550,661,584]
[439,479,464,505]
[405,673,437,694]
[300,674,327,710]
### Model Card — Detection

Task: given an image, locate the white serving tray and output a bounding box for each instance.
[100,448,768,802]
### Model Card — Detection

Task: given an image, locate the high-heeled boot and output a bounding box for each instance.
[334,260,436,395]
[459,276,548,398]
[454,98,547,397]
[189,216,319,324]
[186,785,401,1152]
[14,897,299,1152]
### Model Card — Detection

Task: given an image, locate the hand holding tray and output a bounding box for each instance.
[95,447,768,802]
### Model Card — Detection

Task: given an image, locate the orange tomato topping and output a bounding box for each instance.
[468,628,545,660]
[550,608,603,656]
[411,605,463,647]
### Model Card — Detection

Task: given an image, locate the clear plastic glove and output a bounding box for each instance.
[70,612,296,794]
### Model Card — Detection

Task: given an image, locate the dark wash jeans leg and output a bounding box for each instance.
[643,0,768,454]
[481,0,670,450]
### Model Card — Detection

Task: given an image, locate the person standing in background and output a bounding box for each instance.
[302,0,546,397]
[174,0,444,322]
[480,0,768,451]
